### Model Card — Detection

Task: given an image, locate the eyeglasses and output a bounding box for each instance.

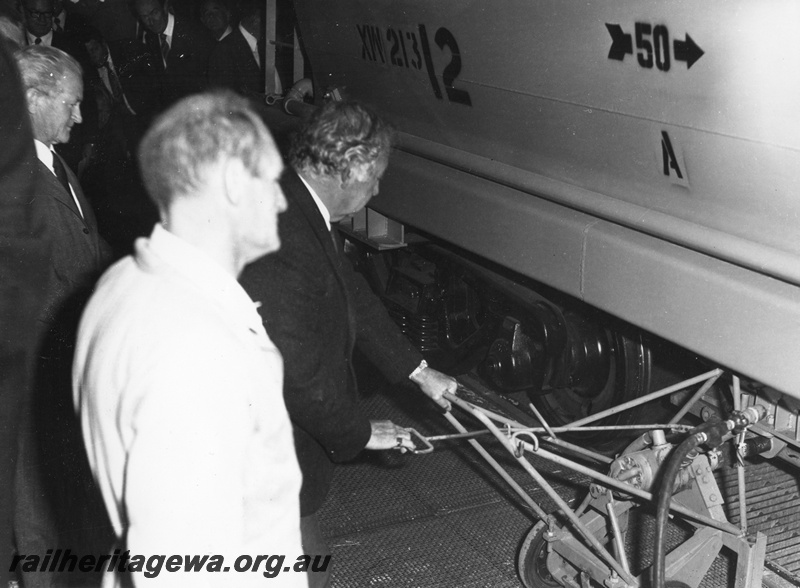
[25,8,54,20]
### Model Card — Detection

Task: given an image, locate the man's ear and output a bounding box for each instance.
[222,157,247,206]
[25,88,40,115]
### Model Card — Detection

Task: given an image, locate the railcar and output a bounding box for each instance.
[283,0,800,442]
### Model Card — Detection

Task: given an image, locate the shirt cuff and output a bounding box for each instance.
[408,359,428,380]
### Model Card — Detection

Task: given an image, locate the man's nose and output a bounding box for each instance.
[276,187,287,213]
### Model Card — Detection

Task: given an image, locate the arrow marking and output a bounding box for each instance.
[606,23,633,61]
[673,33,704,69]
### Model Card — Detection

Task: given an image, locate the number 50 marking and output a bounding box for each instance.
[636,22,670,71]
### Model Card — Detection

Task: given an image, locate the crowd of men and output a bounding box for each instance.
[1,1,460,587]
[1,0,285,255]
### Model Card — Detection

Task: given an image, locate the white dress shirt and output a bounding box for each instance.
[238,22,259,67]
[73,224,306,587]
[26,29,53,46]
[218,25,232,40]
[298,174,332,230]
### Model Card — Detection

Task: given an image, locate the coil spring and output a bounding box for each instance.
[387,306,439,352]
[408,315,439,353]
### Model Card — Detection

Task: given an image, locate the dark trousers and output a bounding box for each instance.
[301,513,332,588]
[0,353,28,588]
[14,332,113,588]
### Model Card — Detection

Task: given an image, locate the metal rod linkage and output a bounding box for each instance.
[515,441,742,536]
[669,371,723,425]
[528,402,559,439]
[733,376,748,534]
[463,403,638,585]
[442,411,550,522]
[568,368,724,428]
[606,497,631,577]
[444,392,743,537]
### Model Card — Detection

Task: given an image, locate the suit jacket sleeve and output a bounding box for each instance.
[0,38,51,389]
[240,204,372,463]
[336,236,424,383]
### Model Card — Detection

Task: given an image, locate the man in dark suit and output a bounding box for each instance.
[0,36,50,588]
[239,100,457,588]
[133,0,213,110]
[13,44,112,588]
[81,26,159,253]
[208,0,263,98]
[199,0,232,41]
[20,0,60,46]
[51,0,90,37]
[19,0,88,75]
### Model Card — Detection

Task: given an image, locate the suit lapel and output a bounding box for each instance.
[235,29,259,70]
[40,156,96,231]
[230,29,262,92]
[168,18,189,67]
[144,31,165,72]
[285,169,358,342]
[59,153,98,230]
[37,158,79,217]
[285,170,340,267]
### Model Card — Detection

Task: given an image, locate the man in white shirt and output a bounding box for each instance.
[73,90,307,587]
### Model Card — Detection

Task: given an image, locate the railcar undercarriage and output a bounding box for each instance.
[343,231,800,587]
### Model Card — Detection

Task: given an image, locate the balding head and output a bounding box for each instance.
[138,90,287,270]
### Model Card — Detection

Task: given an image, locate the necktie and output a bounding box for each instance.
[103,62,124,102]
[51,151,70,194]
[51,151,84,218]
[159,33,170,64]
[330,228,340,255]
[34,37,41,45]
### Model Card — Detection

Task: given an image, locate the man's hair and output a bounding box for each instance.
[236,0,260,18]
[201,0,229,10]
[14,45,82,96]
[19,0,54,10]
[138,90,275,210]
[131,0,165,7]
[0,15,24,47]
[288,100,394,184]
[80,26,107,47]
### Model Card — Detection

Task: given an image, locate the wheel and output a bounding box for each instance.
[529,312,652,451]
[517,522,563,588]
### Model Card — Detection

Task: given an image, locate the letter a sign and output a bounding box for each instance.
[658,130,689,188]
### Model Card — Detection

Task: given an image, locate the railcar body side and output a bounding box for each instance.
[291,0,800,399]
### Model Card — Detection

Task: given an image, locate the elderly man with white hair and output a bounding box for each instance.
[12,43,111,588]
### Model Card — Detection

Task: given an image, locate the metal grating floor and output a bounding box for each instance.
[318,365,800,587]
